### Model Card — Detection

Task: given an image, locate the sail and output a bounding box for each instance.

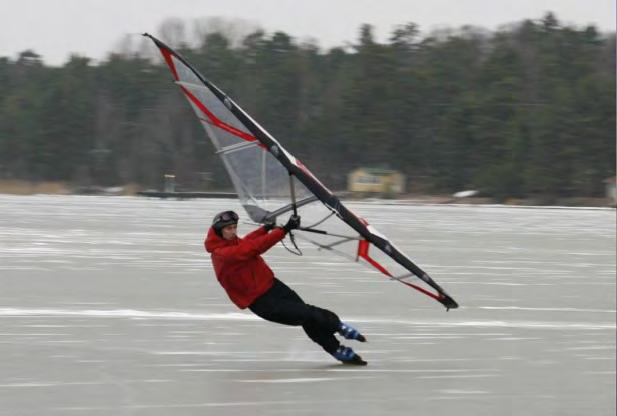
[144,33,458,310]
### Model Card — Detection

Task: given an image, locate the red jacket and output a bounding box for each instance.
[204,225,286,309]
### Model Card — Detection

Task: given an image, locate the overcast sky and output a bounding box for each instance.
[2,0,615,65]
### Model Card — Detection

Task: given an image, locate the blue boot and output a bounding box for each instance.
[338,322,366,342]
[331,345,367,365]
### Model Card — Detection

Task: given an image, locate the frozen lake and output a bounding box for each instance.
[0,195,615,415]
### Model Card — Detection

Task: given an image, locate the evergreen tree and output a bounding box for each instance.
[0,14,614,200]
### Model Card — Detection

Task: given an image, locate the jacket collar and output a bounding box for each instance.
[205,226,238,252]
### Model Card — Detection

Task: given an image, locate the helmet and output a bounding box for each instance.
[212,210,239,236]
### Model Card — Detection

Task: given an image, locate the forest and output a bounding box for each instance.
[0,13,614,200]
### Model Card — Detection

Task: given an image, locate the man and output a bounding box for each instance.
[204,210,367,365]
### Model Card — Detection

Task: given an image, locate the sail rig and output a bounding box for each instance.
[144,33,458,310]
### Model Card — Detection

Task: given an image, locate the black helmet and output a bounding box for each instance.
[212,210,239,236]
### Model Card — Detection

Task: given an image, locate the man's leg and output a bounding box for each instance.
[249,278,341,353]
[300,304,341,354]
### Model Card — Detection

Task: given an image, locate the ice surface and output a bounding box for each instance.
[0,195,614,415]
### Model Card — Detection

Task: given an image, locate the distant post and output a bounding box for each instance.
[164,174,176,193]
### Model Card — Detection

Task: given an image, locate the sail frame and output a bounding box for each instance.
[144,33,458,310]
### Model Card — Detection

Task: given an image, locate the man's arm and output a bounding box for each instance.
[215,228,285,261]
[244,225,268,240]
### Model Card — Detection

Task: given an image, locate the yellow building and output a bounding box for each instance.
[348,168,406,195]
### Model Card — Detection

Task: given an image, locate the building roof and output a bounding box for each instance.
[353,167,401,176]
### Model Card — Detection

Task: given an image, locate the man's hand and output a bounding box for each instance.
[263,220,276,231]
[283,215,301,233]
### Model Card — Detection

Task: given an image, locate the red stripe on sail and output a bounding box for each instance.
[357,239,442,302]
[357,240,392,277]
[399,280,442,301]
[160,48,179,81]
[180,86,261,145]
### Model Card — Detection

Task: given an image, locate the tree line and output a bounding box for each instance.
[0,13,614,199]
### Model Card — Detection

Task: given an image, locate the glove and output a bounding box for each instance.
[282,214,301,233]
[263,220,276,231]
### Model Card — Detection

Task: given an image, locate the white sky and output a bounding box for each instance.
[2,0,615,65]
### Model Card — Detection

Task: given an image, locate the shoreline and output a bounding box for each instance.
[0,180,614,209]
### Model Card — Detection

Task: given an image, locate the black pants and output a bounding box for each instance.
[249,278,341,354]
